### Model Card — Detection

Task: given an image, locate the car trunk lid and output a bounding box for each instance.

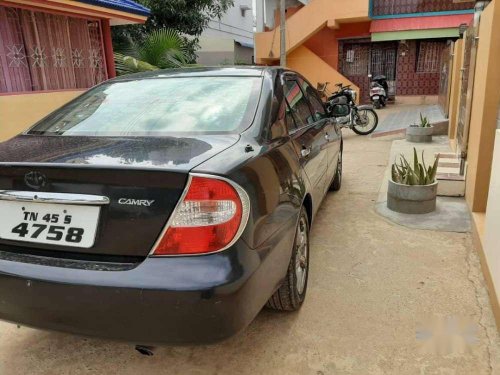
[0,135,239,258]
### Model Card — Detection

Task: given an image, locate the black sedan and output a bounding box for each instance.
[0,67,342,345]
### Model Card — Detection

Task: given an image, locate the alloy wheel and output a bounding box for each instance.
[295,215,309,295]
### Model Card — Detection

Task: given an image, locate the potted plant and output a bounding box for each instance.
[387,148,439,214]
[406,113,433,143]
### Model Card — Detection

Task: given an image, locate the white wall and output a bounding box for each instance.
[198,0,254,64]
[262,0,307,29]
[484,127,500,314]
[202,0,254,45]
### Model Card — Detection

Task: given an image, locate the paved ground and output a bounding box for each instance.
[375,136,471,233]
[374,104,446,135]
[0,133,498,374]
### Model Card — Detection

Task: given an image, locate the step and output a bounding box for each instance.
[436,153,465,197]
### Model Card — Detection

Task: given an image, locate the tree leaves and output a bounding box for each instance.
[114,29,190,75]
[112,0,235,63]
[114,53,158,75]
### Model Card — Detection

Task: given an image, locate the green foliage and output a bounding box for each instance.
[114,53,158,75]
[137,29,188,68]
[391,148,439,186]
[114,29,189,75]
[112,0,234,63]
[140,0,234,36]
[418,113,431,128]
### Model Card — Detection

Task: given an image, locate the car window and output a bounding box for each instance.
[284,79,314,128]
[298,78,326,121]
[28,76,262,136]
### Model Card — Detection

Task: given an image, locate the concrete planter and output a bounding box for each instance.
[406,125,433,143]
[387,180,438,214]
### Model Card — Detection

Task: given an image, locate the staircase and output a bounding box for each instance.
[255,0,369,96]
[287,45,355,91]
[436,152,466,197]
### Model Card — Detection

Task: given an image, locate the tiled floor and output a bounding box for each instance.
[373,103,446,135]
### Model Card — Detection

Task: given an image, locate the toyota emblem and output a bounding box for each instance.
[24,171,47,190]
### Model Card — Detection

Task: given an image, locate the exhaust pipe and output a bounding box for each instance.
[135,345,155,356]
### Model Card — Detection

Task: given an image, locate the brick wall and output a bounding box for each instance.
[372,0,474,17]
[396,40,446,96]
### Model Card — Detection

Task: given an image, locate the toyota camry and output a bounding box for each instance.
[0,67,342,344]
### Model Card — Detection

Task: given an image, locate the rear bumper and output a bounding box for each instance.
[0,240,282,345]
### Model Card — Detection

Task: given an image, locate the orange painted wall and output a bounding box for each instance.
[273,5,302,27]
[0,90,84,141]
[287,45,359,100]
[304,22,371,71]
[304,28,339,70]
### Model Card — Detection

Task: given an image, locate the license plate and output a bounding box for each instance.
[373,95,380,99]
[0,201,100,248]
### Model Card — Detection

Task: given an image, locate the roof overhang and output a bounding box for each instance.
[370,14,473,41]
[372,28,460,42]
[1,0,149,25]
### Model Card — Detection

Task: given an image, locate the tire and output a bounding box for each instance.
[352,108,378,135]
[373,100,381,109]
[266,206,310,311]
[330,148,342,191]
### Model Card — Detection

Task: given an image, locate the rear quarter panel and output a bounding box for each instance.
[193,70,310,294]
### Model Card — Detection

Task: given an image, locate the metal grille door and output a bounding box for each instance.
[340,41,397,103]
[370,43,397,97]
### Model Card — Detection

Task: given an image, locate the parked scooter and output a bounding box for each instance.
[368,74,388,109]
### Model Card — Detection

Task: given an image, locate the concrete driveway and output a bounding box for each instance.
[0,133,498,375]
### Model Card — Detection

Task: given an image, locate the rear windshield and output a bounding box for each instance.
[28,76,262,136]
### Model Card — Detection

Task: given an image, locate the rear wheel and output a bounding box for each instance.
[352,108,378,135]
[266,206,310,311]
[373,100,381,109]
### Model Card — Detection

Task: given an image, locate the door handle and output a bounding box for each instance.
[301,147,311,157]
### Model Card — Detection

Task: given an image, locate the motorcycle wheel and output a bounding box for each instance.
[373,100,381,109]
[352,108,378,135]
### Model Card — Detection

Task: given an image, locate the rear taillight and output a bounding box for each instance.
[151,175,250,256]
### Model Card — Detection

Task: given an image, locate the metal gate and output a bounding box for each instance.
[340,42,371,103]
[438,41,454,117]
[370,43,397,98]
[340,41,397,103]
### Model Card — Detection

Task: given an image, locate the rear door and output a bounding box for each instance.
[299,77,340,189]
[283,74,328,212]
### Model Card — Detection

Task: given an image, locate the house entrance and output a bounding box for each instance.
[339,40,397,103]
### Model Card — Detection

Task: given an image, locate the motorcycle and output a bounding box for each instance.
[319,82,379,135]
[368,74,388,109]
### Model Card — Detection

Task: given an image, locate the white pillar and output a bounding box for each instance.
[255,0,265,32]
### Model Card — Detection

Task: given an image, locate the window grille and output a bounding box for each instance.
[0,5,107,93]
[343,45,368,76]
[416,42,443,73]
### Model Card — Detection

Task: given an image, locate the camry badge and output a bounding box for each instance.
[24,171,47,190]
[118,198,155,207]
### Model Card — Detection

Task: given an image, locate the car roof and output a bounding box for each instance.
[111,66,283,81]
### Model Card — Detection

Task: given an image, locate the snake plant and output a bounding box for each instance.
[391,148,439,185]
